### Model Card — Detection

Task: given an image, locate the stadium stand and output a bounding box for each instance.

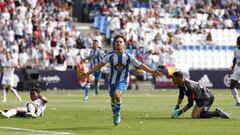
[0,0,93,71]
[92,0,240,70]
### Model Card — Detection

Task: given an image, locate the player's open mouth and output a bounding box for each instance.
[117,48,122,51]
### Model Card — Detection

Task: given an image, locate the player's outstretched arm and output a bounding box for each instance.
[179,100,193,115]
[82,62,106,78]
[175,98,183,110]
[138,64,163,78]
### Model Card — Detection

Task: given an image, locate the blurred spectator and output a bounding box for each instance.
[205,31,214,45]
[28,45,39,68]
[0,0,238,73]
[101,4,110,15]
[0,0,93,71]
[18,48,29,68]
[53,49,67,71]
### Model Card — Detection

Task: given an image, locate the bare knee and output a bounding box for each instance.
[191,108,201,118]
[114,90,122,103]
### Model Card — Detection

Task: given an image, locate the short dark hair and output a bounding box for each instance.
[31,87,40,94]
[173,71,184,77]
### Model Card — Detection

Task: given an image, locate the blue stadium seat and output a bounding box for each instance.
[207,45,214,50]
[187,46,193,51]
[214,45,220,51]
[195,45,201,51]
[220,46,227,51]
[182,45,187,50]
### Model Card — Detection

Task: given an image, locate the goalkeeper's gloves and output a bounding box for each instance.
[171,109,183,118]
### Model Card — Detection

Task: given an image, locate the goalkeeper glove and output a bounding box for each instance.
[171,109,183,118]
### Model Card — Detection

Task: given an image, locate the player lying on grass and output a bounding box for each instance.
[0,88,47,118]
[171,71,229,119]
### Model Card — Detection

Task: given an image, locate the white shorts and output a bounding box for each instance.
[1,76,14,86]
[24,102,44,117]
[36,107,45,117]
[231,71,240,81]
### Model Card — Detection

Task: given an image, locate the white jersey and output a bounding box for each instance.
[2,59,16,79]
[102,51,141,84]
[89,48,105,69]
[231,48,240,81]
[31,98,47,117]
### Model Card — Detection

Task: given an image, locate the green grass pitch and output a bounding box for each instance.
[0,89,239,135]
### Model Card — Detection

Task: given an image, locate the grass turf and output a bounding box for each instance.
[0,89,239,135]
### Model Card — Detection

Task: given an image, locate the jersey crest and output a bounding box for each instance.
[114,64,126,71]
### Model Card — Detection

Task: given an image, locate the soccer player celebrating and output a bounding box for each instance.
[83,39,105,101]
[81,34,162,126]
[1,51,22,102]
[0,88,47,118]
[171,71,229,119]
[229,36,240,106]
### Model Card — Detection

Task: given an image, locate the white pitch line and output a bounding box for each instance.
[0,126,73,135]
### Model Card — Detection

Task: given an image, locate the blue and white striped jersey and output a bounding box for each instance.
[102,50,141,84]
[89,48,105,69]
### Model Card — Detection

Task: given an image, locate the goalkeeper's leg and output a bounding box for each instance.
[191,105,202,118]
[200,111,219,118]
[196,97,228,118]
[192,106,218,118]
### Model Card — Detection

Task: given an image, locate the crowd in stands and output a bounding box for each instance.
[90,0,240,70]
[0,0,239,72]
[0,0,96,71]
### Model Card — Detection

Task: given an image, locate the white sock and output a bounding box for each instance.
[231,88,240,103]
[2,90,6,101]
[5,109,17,117]
[12,89,22,102]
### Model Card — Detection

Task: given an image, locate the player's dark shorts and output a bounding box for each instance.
[195,96,214,111]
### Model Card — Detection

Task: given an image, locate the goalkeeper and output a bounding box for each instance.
[171,71,229,119]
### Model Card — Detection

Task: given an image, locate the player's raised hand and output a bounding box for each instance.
[152,70,163,78]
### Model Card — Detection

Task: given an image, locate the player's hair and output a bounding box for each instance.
[172,71,184,78]
[113,34,127,50]
[92,39,101,48]
[31,87,40,94]
[113,34,126,44]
